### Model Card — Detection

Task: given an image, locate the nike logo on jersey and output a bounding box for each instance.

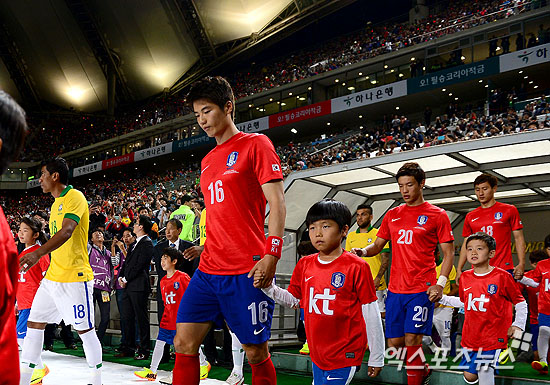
[327,376,343,380]
[201,165,210,174]
[305,276,314,282]
[464,287,472,291]
[543,272,549,275]
[253,327,265,335]
[17,332,25,335]
[471,217,480,222]
[74,321,83,325]
[392,218,401,222]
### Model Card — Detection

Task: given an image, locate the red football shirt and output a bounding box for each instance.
[17,245,50,309]
[377,202,454,294]
[462,202,522,270]
[286,251,377,370]
[517,269,539,324]
[528,259,550,316]
[160,270,190,330]
[460,267,525,351]
[0,207,19,384]
[199,132,283,275]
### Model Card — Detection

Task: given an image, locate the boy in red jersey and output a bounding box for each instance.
[173,77,286,385]
[458,174,526,280]
[263,199,384,384]
[135,248,210,382]
[353,162,455,385]
[440,232,527,385]
[0,91,29,385]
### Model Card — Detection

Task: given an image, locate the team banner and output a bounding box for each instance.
[102,153,134,170]
[332,80,407,113]
[407,57,499,94]
[269,100,331,128]
[499,43,550,72]
[73,161,103,177]
[237,116,269,133]
[134,142,173,162]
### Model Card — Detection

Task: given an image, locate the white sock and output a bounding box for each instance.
[440,336,451,351]
[20,328,45,385]
[199,346,207,366]
[538,326,550,363]
[18,338,24,350]
[477,365,495,385]
[230,330,244,376]
[422,336,432,345]
[79,329,102,385]
[150,340,165,373]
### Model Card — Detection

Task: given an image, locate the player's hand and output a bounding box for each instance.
[373,277,381,290]
[19,250,41,273]
[183,246,203,261]
[351,247,364,257]
[508,325,522,339]
[367,366,382,377]
[513,264,525,280]
[248,254,278,288]
[427,284,444,302]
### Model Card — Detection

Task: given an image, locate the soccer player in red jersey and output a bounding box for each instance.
[173,77,286,385]
[0,91,28,385]
[353,162,455,385]
[458,174,526,280]
[440,232,527,384]
[270,199,384,384]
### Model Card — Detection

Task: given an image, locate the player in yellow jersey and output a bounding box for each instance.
[19,158,102,385]
[345,205,390,320]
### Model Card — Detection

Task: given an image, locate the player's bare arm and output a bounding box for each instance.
[373,252,390,289]
[19,217,77,272]
[513,229,526,280]
[352,236,387,258]
[249,180,285,288]
[183,245,204,261]
[428,241,454,302]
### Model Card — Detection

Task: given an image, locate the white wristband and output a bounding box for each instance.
[436,276,448,287]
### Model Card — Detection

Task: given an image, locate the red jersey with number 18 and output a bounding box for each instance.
[286,251,377,370]
[199,132,283,275]
[160,270,190,330]
[377,202,454,294]
[528,258,550,316]
[462,202,522,270]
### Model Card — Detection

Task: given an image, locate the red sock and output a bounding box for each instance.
[405,345,426,385]
[173,353,199,385]
[250,354,277,385]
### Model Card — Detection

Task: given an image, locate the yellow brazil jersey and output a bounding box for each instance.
[435,263,457,308]
[345,227,390,290]
[46,185,94,283]
[199,209,206,246]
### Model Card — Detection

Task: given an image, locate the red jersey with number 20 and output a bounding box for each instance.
[462,202,522,270]
[460,267,525,350]
[160,270,190,330]
[199,132,283,275]
[17,244,50,309]
[528,258,550,316]
[286,251,377,370]
[377,202,454,294]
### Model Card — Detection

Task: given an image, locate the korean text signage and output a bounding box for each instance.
[332,81,407,113]
[134,143,173,162]
[269,100,331,128]
[237,116,269,133]
[102,153,134,170]
[499,43,550,72]
[73,161,103,177]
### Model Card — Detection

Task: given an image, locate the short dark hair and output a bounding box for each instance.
[163,247,185,270]
[545,233,550,249]
[306,199,351,231]
[42,157,70,185]
[122,228,135,237]
[32,211,48,222]
[137,214,153,234]
[356,204,373,215]
[395,162,425,184]
[465,232,496,251]
[529,249,549,264]
[181,194,194,204]
[0,91,28,174]
[297,241,318,257]
[186,76,235,120]
[474,173,498,188]
[167,218,183,230]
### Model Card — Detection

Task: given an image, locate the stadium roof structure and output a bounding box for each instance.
[0,0,355,112]
[269,129,550,233]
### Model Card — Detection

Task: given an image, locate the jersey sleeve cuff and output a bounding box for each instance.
[381,248,390,253]
[64,213,81,224]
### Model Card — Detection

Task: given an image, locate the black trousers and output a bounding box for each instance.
[122,289,150,355]
[92,288,111,343]
[44,321,74,347]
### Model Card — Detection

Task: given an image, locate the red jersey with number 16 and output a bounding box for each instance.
[199,132,283,275]
[462,202,522,270]
[160,270,190,330]
[377,202,454,294]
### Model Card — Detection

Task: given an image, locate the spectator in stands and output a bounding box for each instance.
[169,195,196,242]
[516,32,525,50]
[106,214,127,240]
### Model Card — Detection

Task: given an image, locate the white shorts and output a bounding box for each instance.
[376,289,387,313]
[432,306,453,337]
[29,279,95,331]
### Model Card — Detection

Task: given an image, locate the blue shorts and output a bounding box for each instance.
[531,323,540,351]
[177,270,274,345]
[385,291,434,339]
[157,327,176,345]
[539,312,550,327]
[16,308,31,338]
[312,363,357,385]
[459,349,500,375]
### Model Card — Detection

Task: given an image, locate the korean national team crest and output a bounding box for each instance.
[227,151,239,168]
[417,215,428,226]
[494,212,503,221]
[487,284,498,295]
[331,272,346,289]
[173,282,180,290]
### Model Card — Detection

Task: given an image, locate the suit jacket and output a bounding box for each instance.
[153,239,195,282]
[120,236,154,292]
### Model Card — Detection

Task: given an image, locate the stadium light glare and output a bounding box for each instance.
[384,65,388,69]
[308,87,312,90]
[335,79,339,83]
[410,57,415,61]
[442,88,446,92]
[534,85,539,89]
[395,106,400,110]
[429,196,473,205]
[479,80,483,83]
[289,92,293,95]
[448,93,452,96]
[455,97,458,100]
[399,73,404,77]
[484,84,489,88]
[66,87,85,103]
[519,70,523,74]
[524,76,528,79]
[370,80,377,84]
[461,56,466,60]
[358,72,363,76]
[529,81,533,84]
[269,98,273,101]
[348,86,355,91]
[326,122,331,126]
[359,115,363,118]
[291,128,297,134]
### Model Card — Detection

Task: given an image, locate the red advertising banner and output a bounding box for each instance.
[269,100,331,128]
[102,153,135,170]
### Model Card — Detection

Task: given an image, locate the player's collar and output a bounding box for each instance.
[356,225,374,233]
[59,185,73,197]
